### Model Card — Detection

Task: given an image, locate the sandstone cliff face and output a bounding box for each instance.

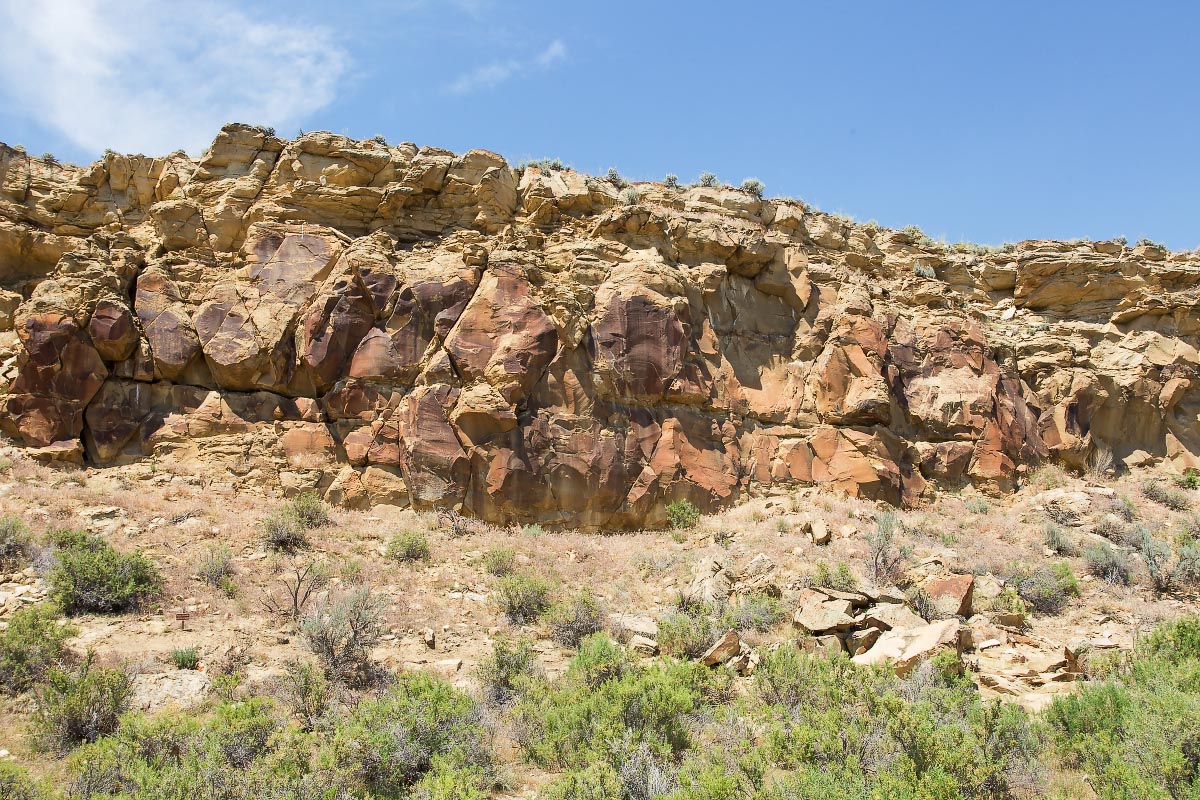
[1,125,1197,526]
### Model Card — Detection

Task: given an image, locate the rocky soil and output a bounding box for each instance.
[1,439,1196,792]
[2,126,1199,528]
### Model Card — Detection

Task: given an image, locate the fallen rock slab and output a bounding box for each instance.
[851,619,963,676]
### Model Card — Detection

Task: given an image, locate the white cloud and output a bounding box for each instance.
[0,0,349,157]
[449,39,567,95]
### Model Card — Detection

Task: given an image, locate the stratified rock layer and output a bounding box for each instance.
[1,126,1198,526]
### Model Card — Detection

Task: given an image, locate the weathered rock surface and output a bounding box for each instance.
[3,126,1199,526]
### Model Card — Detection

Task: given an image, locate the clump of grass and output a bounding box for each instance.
[385,529,430,563]
[1173,470,1200,491]
[1083,542,1131,585]
[495,573,554,624]
[476,636,538,707]
[1029,464,1067,490]
[1043,522,1079,556]
[964,497,991,514]
[0,515,32,570]
[805,560,858,592]
[277,659,337,732]
[547,590,605,648]
[908,587,943,622]
[170,647,200,670]
[197,545,236,595]
[301,587,385,685]
[481,546,517,577]
[1143,480,1190,511]
[722,593,786,632]
[657,603,724,659]
[1011,562,1080,615]
[867,511,908,586]
[261,514,306,552]
[1110,496,1137,521]
[666,500,700,530]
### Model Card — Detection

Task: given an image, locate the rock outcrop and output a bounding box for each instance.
[1,125,1198,527]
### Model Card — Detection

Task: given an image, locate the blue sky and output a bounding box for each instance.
[1,1,1198,249]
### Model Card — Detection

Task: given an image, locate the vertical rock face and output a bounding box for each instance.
[1,125,1198,527]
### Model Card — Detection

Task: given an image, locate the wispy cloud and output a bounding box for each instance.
[0,0,349,157]
[448,39,567,95]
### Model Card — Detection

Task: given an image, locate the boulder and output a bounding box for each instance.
[699,630,741,667]
[609,614,659,642]
[861,603,927,631]
[924,574,974,618]
[793,599,856,634]
[851,619,963,676]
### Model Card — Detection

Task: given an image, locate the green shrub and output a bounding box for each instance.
[1139,529,1200,594]
[0,604,76,695]
[48,530,163,614]
[605,167,627,188]
[0,762,38,800]
[1083,541,1131,585]
[1046,617,1200,799]
[913,263,937,279]
[62,701,341,799]
[277,659,336,732]
[327,671,492,796]
[34,655,133,752]
[565,633,630,689]
[513,656,711,769]
[758,647,1043,798]
[495,573,553,624]
[301,586,385,684]
[666,500,701,530]
[740,178,765,197]
[547,590,605,647]
[1011,563,1078,615]
[289,492,332,527]
[0,515,31,569]
[170,646,199,670]
[1143,480,1190,511]
[1174,469,1200,490]
[657,604,724,658]
[480,546,516,576]
[810,560,859,592]
[539,762,624,800]
[476,636,538,707]
[721,593,786,632]
[386,529,431,562]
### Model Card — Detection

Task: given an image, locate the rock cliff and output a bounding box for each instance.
[1,125,1197,526]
